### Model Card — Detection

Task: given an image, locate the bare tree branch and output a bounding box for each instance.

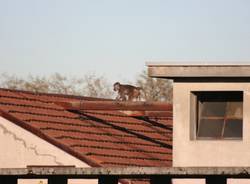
[136,70,173,102]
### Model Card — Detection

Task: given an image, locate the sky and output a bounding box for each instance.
[1,0,250,83]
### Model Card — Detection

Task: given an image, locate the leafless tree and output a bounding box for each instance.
[136,70,173,102]
[0,73,113,98]
[0,71,172,102]
[83,73,113,98]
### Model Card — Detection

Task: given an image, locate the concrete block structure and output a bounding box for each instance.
[148,63,250,167]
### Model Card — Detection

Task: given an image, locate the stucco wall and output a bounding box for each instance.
[0,116,97,184]
[173,82,250,167]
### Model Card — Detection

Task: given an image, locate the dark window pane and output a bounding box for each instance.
[225,102,243,119]
[200,102,227,117]
[198,119,224,138]
[196,91,243,102]
[223,119,243,138]
[193,91,243,139]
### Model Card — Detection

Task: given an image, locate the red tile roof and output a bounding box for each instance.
[0,88,173,184]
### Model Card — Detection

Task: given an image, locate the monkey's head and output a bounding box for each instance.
[113,82,120,91]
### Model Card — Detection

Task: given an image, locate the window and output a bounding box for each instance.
[192,91,243,140]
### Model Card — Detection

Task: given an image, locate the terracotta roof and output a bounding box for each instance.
[0,88,173,184]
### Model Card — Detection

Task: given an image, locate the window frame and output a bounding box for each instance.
[190,91,243,141]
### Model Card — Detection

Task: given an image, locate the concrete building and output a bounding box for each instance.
[148,63,250,184]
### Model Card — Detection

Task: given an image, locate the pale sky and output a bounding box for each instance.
[1,0,250,83]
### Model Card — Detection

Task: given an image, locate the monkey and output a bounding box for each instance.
[113,82,142,101]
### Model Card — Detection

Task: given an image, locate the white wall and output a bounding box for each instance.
[0,116,97,184]
[173,82,250,167]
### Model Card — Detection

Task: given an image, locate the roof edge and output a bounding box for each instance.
[0,108,131,184]
[0,108,102,167]
[148,64,250,79]
[146,62,250,67]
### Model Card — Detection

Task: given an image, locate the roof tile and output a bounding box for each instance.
[0,88,173,184]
